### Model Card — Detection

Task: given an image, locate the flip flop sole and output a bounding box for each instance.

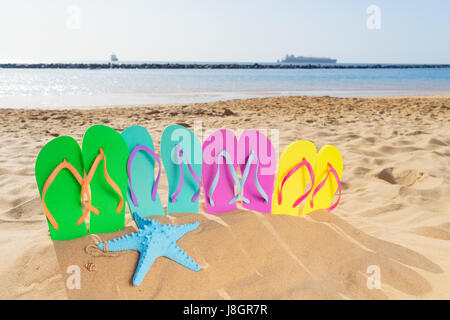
[238,130,276,213]
[122,125,164,217]
[82,125,129,233]
[272,140,317,216]
[161,125,202,214]
[202,129,238,213]
[301,145,343,216]
[35,136,88,240]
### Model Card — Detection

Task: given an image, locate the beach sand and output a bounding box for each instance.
[0,95,449,299]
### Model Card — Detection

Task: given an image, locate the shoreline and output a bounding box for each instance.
[1,93,450,111]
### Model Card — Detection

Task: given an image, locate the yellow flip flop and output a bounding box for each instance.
[301,145,343,216]
[271,140,317,216]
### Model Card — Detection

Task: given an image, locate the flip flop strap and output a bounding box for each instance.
[42,159,85,230]
[78,148,124,225]
[127,145,161,207]
[170,145,201,203]
[310,163,342,212]
[240,150,268,204]
[208,150,241,207]
[278,158,315,207]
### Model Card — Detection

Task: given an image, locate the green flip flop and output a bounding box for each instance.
[82,125,129,234]
[35,136,88,240]
[161,124,202,214]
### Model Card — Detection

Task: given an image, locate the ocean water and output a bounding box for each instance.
[0,68,449,108]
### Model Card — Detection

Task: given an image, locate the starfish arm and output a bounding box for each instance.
[170,221,200,241]
[133,212,155,229]
[165,243,201,272]
[133,244,159,286]
[97,232,141,252]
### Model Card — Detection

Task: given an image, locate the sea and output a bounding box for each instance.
[0,63,449,108]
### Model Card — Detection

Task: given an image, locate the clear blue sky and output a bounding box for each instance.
[0,0,449,63]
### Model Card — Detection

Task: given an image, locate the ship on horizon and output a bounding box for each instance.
[278,54,337,64]
[111,53,119,63]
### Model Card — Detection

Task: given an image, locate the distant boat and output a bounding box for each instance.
[110,53,119,63]
[278,54,337,64]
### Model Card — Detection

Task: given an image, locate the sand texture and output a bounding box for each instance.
[0,95,449,299]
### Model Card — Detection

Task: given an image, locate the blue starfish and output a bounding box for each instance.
[97,213,200,286]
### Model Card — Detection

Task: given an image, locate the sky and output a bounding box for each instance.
[0,0,449,64]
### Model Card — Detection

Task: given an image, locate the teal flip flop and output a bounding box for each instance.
[121,125,164,217]
[35,136,88,240]
[161,125,202,214]
[82,125,129,234]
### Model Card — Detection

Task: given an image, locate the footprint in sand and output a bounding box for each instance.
[428,138,448,146]
[376,167,426,187]
[411,224,450,241]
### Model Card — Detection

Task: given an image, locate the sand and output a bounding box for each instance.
[0,95,449,299]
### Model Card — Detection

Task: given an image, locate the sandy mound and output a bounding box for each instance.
[0,209,443,299]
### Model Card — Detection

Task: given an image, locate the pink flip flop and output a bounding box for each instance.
[237,130,276,213]
[202,129,240,213]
